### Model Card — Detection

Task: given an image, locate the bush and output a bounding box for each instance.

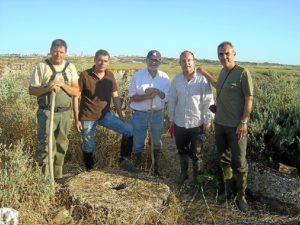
[0,140,54,224]
[249,71,300,168]
[0,74,37,151]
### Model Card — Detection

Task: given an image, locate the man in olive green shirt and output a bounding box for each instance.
[216,41,254,212]
[198,41,254,212]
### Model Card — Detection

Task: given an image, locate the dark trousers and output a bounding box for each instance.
[215,123,248,173]
[174,124,204,161]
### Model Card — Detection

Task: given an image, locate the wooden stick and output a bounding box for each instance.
[148,98,155,175]
[48,91,56,187]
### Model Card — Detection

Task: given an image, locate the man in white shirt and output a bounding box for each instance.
[128,50,170,176]
[168,50,214,184]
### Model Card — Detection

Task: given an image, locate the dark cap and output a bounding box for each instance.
[146,50,161,61]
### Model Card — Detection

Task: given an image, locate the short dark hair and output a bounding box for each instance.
[94,49,110,60]
[179,50,195,62]
[51,39,67,51]
[217,41,234,51]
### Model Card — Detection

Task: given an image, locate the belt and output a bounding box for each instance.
[39,106,71,112]
[132,109,162,112]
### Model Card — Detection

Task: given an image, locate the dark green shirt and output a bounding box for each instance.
[215,65,254,127]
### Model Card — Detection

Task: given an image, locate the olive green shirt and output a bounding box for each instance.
[215,65,254,127]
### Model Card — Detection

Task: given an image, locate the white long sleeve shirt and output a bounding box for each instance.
[168,71,214,128]
[129,68,170,111]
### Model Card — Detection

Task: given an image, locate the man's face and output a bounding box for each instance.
[94,54,109,72]
[180,52,195,75]
[146,58,161,72]
[50,46,66,65]
[218,45,236,69]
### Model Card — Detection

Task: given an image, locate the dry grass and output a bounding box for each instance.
[0,140,54,224]
[62,170,184,225]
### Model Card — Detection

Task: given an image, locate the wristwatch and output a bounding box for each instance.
[240,119,248,124]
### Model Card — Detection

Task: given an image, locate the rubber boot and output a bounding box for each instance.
[132,152,142,170]
[119,135,133,161]
[193,159,204,184]
[54,165,63,179]
[218,166,233,203]
[119,136,137,172]
[153,150,160,177]
[82,151,94,171]
[235,172,249,212]
[176,154,189,184]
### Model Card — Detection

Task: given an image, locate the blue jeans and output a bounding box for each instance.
[131,110,164,154]
[81,112,133,153]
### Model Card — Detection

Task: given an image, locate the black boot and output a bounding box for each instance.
[119,136,137,172]
[176,154,189,184]
[193,159,204,184]
[82,151,94,171]
[153,150,161,177]
[131,152,143,172]
[120,135,133,162]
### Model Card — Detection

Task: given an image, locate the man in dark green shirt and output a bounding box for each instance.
[198,41,254,212]
[216,41,254,212]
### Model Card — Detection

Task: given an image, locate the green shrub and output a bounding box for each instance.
[249,71,300,168]
[0,74,37,151]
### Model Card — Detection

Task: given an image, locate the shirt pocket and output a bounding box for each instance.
[188,83,202,96]
[224,82,241,91]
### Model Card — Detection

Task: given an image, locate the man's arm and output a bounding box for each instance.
[28,81,60,96]
[29,86,51,96]
[241,96,253,122]
[236,95,254,140]
[197,67,217,88]
[112,91,125,120]
[130,92,156,102]
[53,80,80,97]
[72,95,82,132]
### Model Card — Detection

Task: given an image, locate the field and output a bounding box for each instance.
[0,55,300,224]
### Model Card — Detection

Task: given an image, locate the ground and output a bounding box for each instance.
[60,135,300,225]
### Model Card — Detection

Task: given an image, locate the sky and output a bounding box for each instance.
[0,0,299,65]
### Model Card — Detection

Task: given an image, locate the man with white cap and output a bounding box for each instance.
[128,50,170,176]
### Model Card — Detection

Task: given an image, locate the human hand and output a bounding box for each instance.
[145,92,157,100]
[196,66,207,74]
[75,120,83,133]
[48,81,62,93]
[236,123,247,140]
[203,123,211,134]
[145,87,159,95]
